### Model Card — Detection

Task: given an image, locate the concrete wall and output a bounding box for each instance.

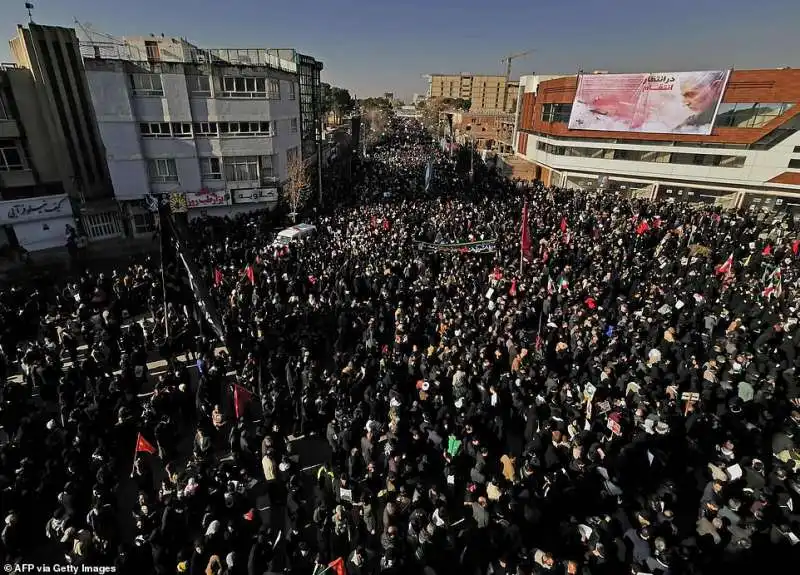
[10,24,111,199]
[4,68,66,186]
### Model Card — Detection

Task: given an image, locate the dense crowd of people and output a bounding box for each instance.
[1,117,799,575]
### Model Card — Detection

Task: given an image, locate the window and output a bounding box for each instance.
[224,156,259,182]
[0,139,25,171]
[187,75,211,96]
[217,122,272,136]
[140,122,172,137]
[613,149,636,161]
[145,41,160,62]
[719,155,745,168]
[750,103,792,128]
[130,73,164,96]
[133,212,155,234]
[171,122,193,137]
[200,157,222,180]
[639,150,670,163]
[288,82,296,100]
[287,146,299,164]
[83,212,122,240]
[220,76,267,98]
[259,155,277,180]
[794,146,800,154]
[290,118,298,133]
[193,122,218,136]
[790,159,800,169]
[541,103,572,123]
[148,158,178,183]
[269,79,281,100]
[566,147,591,158]
[715,102,794,128]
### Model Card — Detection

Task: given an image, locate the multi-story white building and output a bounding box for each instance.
[82,35,303,230]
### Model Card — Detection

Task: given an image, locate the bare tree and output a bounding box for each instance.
[284,151,310,221]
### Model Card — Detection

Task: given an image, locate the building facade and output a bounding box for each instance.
[81,36,302,228]
[513,69,800,212]
[1,64,77,251]
[9,24,111,201]
[426,74,518,113]
[451,110,515,153]
[295,53,324,161]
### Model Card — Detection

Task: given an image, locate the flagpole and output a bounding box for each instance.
[158,207,170,339]
[131,434,140,479]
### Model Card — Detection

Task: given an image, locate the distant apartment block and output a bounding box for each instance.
[426,74,519,113]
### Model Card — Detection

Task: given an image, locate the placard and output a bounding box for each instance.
[0,195,71,224]
[185,190,230,209]
[233,188,278,204]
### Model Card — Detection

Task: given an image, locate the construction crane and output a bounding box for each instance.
[499,49,534,112]
[501,49,535,80]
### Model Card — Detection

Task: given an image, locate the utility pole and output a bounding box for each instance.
[317,117,324,206]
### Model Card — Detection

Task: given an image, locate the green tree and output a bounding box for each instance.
[331,87,355,122]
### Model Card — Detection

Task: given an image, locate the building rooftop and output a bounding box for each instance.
[78,35,298,74]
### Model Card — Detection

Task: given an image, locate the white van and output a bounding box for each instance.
[274,223,317,246]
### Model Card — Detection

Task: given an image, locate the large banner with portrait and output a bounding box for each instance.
[568,70,730,135]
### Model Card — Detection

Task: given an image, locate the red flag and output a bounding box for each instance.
[244,265,255,286]
[459,247,469,254]
[328,557,346,575]
[243,509,254,521]
[762,245,772,256]
[636,220,650,235]
[255,255,263,265]
[135,433,157,455]
[509,279,518,297]
[382,218,390,231]
[792,239,800,255]
[308,275,317,285]
[535,334,543,350]
[234,384,253,419]
[585,297,597,309]
[493,266,503,281]
[716,253,734,275]
[213,268,224,287]
[652,216,662,229]
[542,249,549,264]
[560,217,567,234]
[521,202,532,260]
